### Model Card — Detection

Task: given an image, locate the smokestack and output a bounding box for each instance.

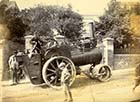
[89,22,95,38]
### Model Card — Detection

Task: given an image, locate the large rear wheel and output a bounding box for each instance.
[42,56,76,89]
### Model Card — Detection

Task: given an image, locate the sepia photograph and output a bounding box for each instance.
[0,0,140,102]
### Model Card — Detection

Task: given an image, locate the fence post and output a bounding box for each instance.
[103,37,114,69]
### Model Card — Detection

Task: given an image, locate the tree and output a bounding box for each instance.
[20,5,83,40]
[0,0,26,80]
[95,0,133,48]
[6,8,26,41]
[0,0,26,41]
[133,3,140,15]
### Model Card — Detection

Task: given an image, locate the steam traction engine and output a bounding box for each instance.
[22,34,112,89]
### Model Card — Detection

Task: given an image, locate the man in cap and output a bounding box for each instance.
[8,51,19,85]
[60,62,73,102]
[30,34,43,54]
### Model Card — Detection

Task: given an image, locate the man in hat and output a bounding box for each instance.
[16,50,25,80]
[30,34,43,54]
[60,62,73,102]
[8,51,19,85]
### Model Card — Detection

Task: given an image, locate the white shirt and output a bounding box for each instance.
[8,54,18,70]
[61,67,71,84]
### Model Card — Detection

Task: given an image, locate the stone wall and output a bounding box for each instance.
[98,37,140,70]
[114,54,140,70]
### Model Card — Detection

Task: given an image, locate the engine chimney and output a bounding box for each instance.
[89,22,95,38]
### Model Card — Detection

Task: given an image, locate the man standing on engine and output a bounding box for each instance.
[30,34,43,54]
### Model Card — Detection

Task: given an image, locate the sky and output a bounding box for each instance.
[11,0,105,15]
[11,0,140,16]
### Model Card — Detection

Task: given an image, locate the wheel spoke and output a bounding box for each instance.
[56,60,59,68]
[65,63,71,69]
[99,67,108,79]
[54,76,58,84]
[100,67,105,73]
[47,68,56,73]
[100,72,106,76]
[46,73,55,77]
[50,63,56,69]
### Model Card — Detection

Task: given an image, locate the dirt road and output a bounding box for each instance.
[2,68,140,102]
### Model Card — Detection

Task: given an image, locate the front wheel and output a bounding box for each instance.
[42,56,76,89]
[91,64,112,82]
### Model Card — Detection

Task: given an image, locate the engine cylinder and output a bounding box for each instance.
[71,48,102,66]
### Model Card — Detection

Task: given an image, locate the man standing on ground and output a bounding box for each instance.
[60,62,73,102]
[8,51,19,85]
[16,50,25,81]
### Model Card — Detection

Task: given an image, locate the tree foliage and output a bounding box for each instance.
[95,0,133,48]
[0,1,83,41]
[20,5,83,40]
[133,3,140,15]
[0,0,26,41]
